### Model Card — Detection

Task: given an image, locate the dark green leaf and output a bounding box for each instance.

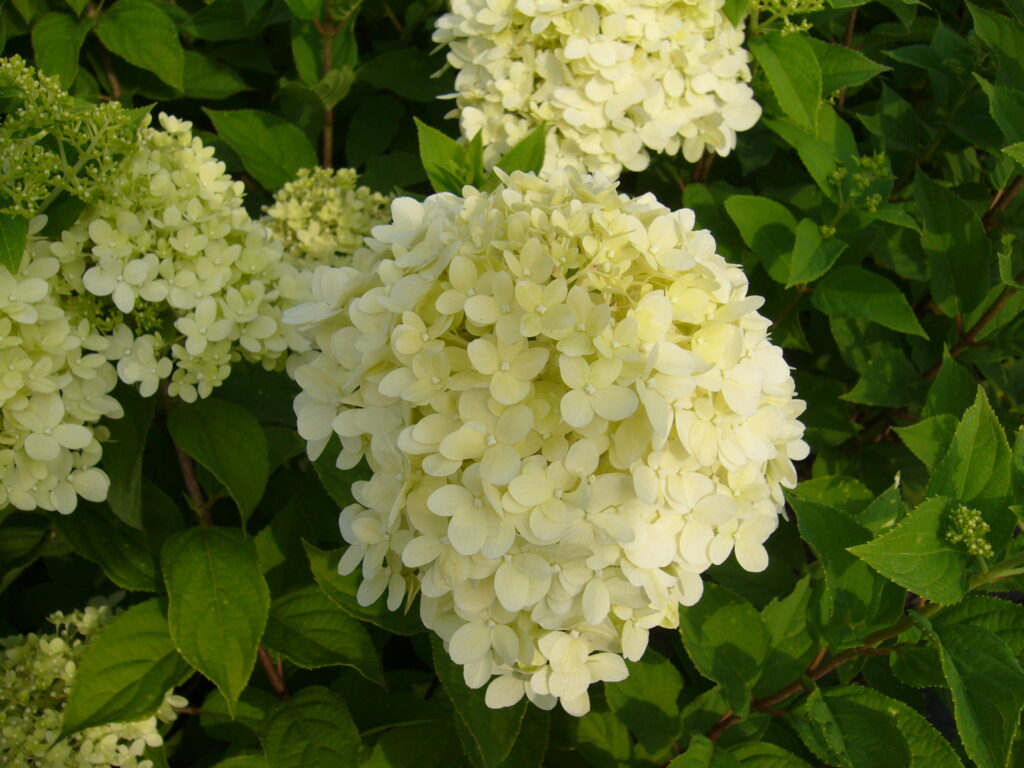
[935,595,1024,657]
[359,48,449,102]
[849,496,969,604]
[0,214,28,274]
[167,398,269,522]
[923,353,977,418]
[728,742,814,767]
[200,687,276,746]
[31,12,86,88]
[812,265,926,337]
[53,503,161,591]
[261,686,361,768]
[484,122,547,189]
[204,108,317,192]
[756,576,817,696]
[605,649,682,753]
[809,38,889,93]
[431,636,526,768]
[915,615,1024,768]
[263,584,384,684]
[96,0,185,90]
[678,583,769,713]
[787,219,846,287]
[101,387,155,529]
[896,415,959,472]
[750,31,821,129]
[283,0,320,20]
[163,526,270,714]
[62,599,192,737]
[184,51,250,99]
[304,542,424,635]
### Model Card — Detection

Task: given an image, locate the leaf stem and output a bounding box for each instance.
[258,645,290,700]
[982,175,1023,231]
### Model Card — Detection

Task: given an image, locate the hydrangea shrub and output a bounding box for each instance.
[2,0,1024,767]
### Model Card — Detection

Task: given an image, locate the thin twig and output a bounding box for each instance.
[982,175,1023,231]
[258,646,291,700]
[837,9,858,108]
[923,269,1024,379]
[319,10,337,169]
[174,444,213,526]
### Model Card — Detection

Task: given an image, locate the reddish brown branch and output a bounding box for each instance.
[258,645,290,700]
[983,175,1023,231]
[174,445,213,526]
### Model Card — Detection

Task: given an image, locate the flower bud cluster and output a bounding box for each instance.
[36,113,312,402]
[0,600,186,767]
[265,167,393,269]
[0,217,121,514]
[946,504,993,558]
[433,0,762,178]
[290,170,807,715]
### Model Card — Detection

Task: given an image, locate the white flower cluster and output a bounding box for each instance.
[265,166,393,269]
[434,0,762,178]
[0,218,121,514]
[37,113,310,403]
[0,601,186,768]
[290,170,807,715]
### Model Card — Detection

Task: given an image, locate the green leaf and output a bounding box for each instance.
[501,706,550,768]
[304,542,424,635]
[358,48,449,102]
[765,106,857,201]
[913,172,990,318]
[811,265,927,337]
[790,495,904,639]
[678,583,770,713]
[0,214,29,274]
[263,584,384,684]
[200,687,276,746]
[312,67,355,111]
[896,415,959,471]
[431,636,526,768]
[210,757,269,768]
[969,3,1024,86]
[809,38,889,93]
[577,710,633,768]
[1005,142,1024,167]
[976,77,1024,144]
[669,734,742,767]
[204,108,317,192]
[184,51,250,99]
[101,386,155,529]
[53,504,162,591]
[261,686,361,768]
[283,0,320,20]
[750,31,821,130]
[96,0,185,91]
[415,117,480,194]
[345,94,404,168]
[935,595,1024,658]
[925,387,1015,548]
[605,649,682,753]
[723,194,797,282]
[728,742,814,767]
[61,599,192,737]
[722,0,750,26]
[915,614,1024,768]
[167,398,269,522]
[923,353,977,418]
[786,219,846,287]
[163,526,269,714]
[849,496,969,604]
[790,686,911,768]
[483,123,547,190]
[755,576,817,696]
[363,722,464,768]
[32,12,87,88]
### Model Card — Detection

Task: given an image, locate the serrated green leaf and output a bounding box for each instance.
[728,742,814,767]
[923,353,977,418]
[484,123,547,190]
[755,576,817,696]
[261,686,361,768]
[204,108,317,191]
[415,117,479,194]
[765,106,857,201]
[809,38,890,93]
[969,3,1024,86]
[304,542,424,635]
[723,194,796,282]
[857,481,906,535]
[925,387,1015,549]
[0,214,28,274]
[812,265,926,337]
[849,496,969,604]
[915,615,1024,768]
[163,526,269,714]
[167,398,268,522]
[431,636,526,768]
[750,31,821,130]
[669,734,742,767]
[53,503,161,591]
[935,595,1024,658]
[61,599,192,737]
[263,584,384,684]
[1005,142,1024,166]
[32,12,86,88]
[678,583,769,714]
[896,415,959,471]
[605,649,682,753]
[200,687,276,746]
[976,77,1024,145]
[96,0,185,90]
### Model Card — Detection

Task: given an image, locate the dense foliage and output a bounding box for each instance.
[1,0,1023,766]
